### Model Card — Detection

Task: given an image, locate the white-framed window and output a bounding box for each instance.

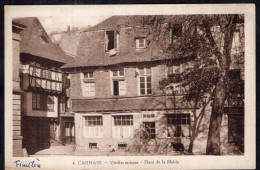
[112,115,134,138]
[167,114,190,138]
[65,122,75,137]
[112,69,124,77]
[136,38,146,49]
[139,67,152,95]
[83,82,95,97]
[81,72,95,97]
[143,113,155,118]
[83,72,94,79]
[84,116,103,138]
[105,31,119,51]
[167,65,182,75]
[112,69,126,96]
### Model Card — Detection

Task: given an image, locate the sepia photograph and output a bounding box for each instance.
[5,4,255,169]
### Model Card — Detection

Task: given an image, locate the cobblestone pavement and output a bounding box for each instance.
[30,145,186,157]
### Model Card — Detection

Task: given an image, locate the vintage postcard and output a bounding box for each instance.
[5,4,255,169]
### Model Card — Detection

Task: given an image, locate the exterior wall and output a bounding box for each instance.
[70,64,166,99]
[12,30,24,156]
[69,18,244,155]
[23,92,58,117]
[74,108,239,155]
[13,94,23,156]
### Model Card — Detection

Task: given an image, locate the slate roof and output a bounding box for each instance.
[13,17,72,64]
[62,15,170,69]
[84,16,137,32]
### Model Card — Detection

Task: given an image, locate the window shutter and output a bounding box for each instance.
[90,83,95,96]
[119,81,126,95]
[62,74,66,88]
[105,32,108,50]
[40,94,47,111]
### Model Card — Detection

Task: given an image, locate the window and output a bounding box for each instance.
[143,113,155,118]
[112,69,124,77]
[89,143,97,149]
[105,31,118,51]
[84,116,103,138]
[113,81,125,96]
[65,122,74,137]
[118,143,127,150]
[113,115,134,138]
[83,82,95,97]
[83,72,94,79]
[171,24,182,38]
[47,95,54,111]
[82,72,95,97]
[167,114,190,137]
[228,114,244,143]
[143,122,156,139]
[167,65,182,75]
[136,38,146,49]
[32,93,41,110]
[114,115,133,126]
[112,69,125,96]
[139,67,152,95]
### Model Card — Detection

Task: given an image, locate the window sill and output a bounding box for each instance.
[166,136,190,139]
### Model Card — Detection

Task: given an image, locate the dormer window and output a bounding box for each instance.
[136,38,146,49]
[105,31,119,51]
[170,24,182,43]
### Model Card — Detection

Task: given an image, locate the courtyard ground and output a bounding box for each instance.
[29,145,187,157]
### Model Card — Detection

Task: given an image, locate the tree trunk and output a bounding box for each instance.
[205,16,236,155]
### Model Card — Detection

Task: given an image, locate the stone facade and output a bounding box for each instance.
[62,15,245,155]
[12,22,25,157]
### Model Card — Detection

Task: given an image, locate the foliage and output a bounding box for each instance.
[129,15,244,155]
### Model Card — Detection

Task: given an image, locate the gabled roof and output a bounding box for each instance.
[13,17,72,64]
[84,16,133,32]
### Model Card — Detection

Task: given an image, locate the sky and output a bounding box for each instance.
[38,15,111,34]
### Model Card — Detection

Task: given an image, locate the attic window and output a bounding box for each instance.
[170,24,182,43]
[136,38,146,49]
[105,31,118,51]
[40,36,49,44]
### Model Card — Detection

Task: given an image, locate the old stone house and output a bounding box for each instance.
[62,15,244,154]
[13,17,73,155]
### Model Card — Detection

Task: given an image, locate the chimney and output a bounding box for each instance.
[67,26,70,32]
